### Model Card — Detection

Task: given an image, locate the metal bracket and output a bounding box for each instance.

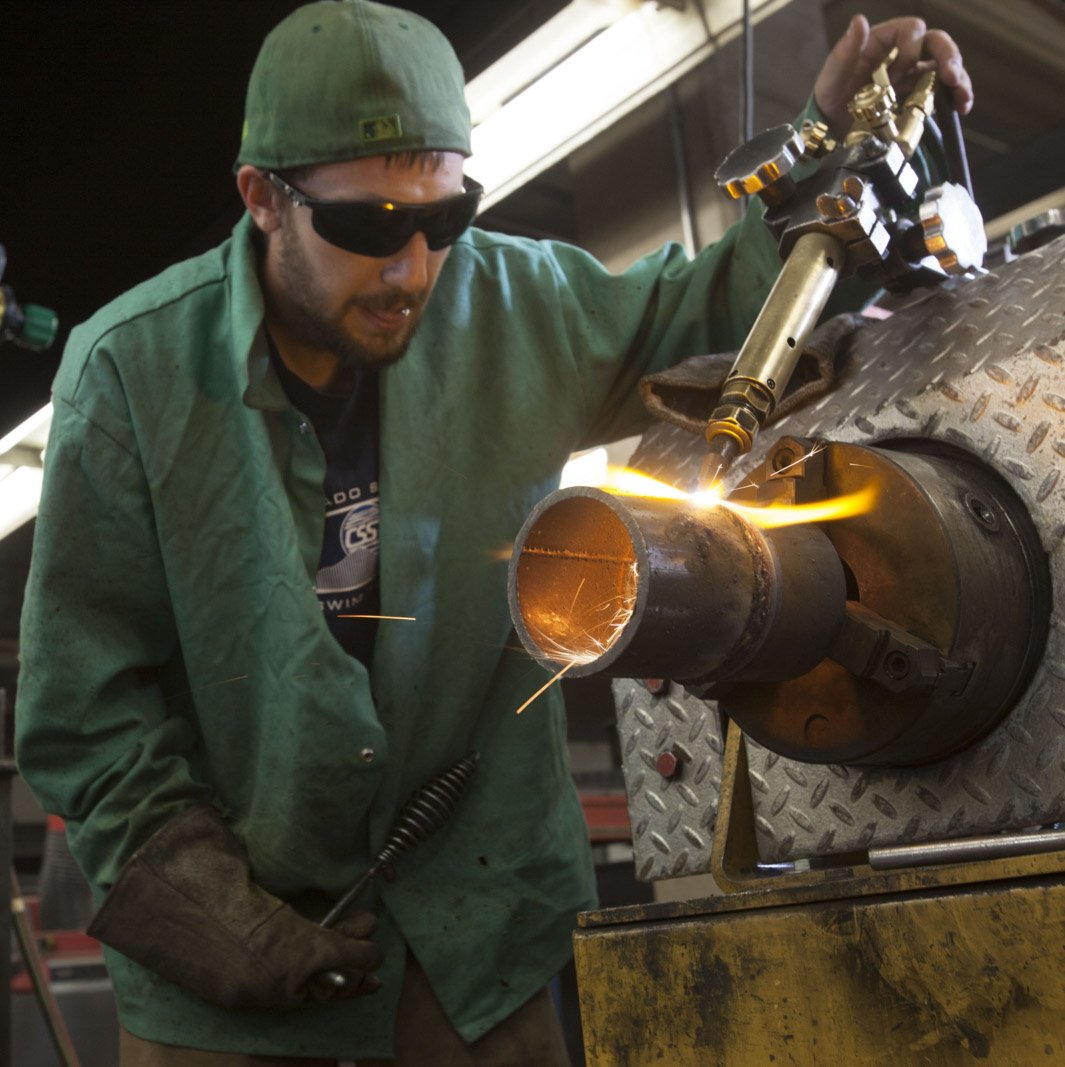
[830,601,974,697]
[711,720,1065,899]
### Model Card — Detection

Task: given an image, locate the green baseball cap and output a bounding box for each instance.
[237,0,472,170]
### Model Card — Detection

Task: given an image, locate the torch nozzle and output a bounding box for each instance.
[699,435,741,492]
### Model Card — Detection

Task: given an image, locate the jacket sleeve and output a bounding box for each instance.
[516,190,798,451]
[600,203,781,448]
[15,366,213,892]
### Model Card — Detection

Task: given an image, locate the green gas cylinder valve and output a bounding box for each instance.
[0,242,59,351]
[15,302,59,351]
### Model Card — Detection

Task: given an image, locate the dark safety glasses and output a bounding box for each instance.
[267,171,483,258]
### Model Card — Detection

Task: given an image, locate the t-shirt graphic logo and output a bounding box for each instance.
[316,496,380,594]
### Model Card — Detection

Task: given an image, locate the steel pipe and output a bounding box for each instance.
[508,486,846,685]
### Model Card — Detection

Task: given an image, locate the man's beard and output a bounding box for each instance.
[275,226,426,371]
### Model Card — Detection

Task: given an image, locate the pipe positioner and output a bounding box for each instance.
[509,436,1050,767]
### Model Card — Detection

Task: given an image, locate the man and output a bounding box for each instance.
[15,2,971,1064]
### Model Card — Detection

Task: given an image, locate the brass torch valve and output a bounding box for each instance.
[700,48,983,491]
[845,47,937,161]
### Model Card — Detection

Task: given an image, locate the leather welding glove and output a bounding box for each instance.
[86,804,383,1009]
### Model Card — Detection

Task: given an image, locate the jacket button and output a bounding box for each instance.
[359,747,376,763]
[298,421,308,434]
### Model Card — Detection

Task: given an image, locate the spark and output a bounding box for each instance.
[337,614,417,621]
[437,462,469,480]
[566,577,587,621]
[769,440,826,479]
[200,674,249,690]
[515,662,575,715]
[521,559,639,680]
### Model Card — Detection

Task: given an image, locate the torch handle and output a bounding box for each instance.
[312,752,480,991]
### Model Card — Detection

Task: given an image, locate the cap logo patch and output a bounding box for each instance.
[360,115,403,143]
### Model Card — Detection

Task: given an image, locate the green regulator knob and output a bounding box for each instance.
[0,243,59,351]
[0,285,59,351]
[17,302,59,351]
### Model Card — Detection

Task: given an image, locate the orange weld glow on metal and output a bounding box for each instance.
[337,614,417,621]
[515,662,574,715]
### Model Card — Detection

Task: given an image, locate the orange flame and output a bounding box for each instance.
[600,467,691,500]
[593,465,875,527]
[726,484,877,528]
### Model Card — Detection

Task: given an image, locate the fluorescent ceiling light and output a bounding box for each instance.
[0,466,45,542]
[469,0,796,209]
[0,403,51,458]
[0,402,52,541]
[465,0,642,127]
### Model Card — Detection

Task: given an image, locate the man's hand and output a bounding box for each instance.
[87,805,384,1010]
[814,14,974,138]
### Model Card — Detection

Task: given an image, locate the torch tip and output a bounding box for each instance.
[699,434,742,492]
[698,454,731,493]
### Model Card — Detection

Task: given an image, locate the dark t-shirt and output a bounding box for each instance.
[270,346,380,666]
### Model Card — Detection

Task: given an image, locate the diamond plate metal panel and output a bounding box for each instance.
[622,237,1065,866]
[613,679,724,880]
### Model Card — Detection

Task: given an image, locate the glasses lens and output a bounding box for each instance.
[308,182,482,258]
[310,203,412,257]
[421,191,482,252]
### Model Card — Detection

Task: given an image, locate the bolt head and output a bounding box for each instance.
[656,751,680,778]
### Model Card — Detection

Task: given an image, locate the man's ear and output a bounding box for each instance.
[236,166,284,234]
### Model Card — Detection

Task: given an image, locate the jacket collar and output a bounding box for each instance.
[229,213,291,412]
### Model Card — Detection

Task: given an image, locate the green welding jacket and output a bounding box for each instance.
[16,196,834,1057]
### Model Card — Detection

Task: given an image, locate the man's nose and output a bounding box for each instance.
[381,231,430,292]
